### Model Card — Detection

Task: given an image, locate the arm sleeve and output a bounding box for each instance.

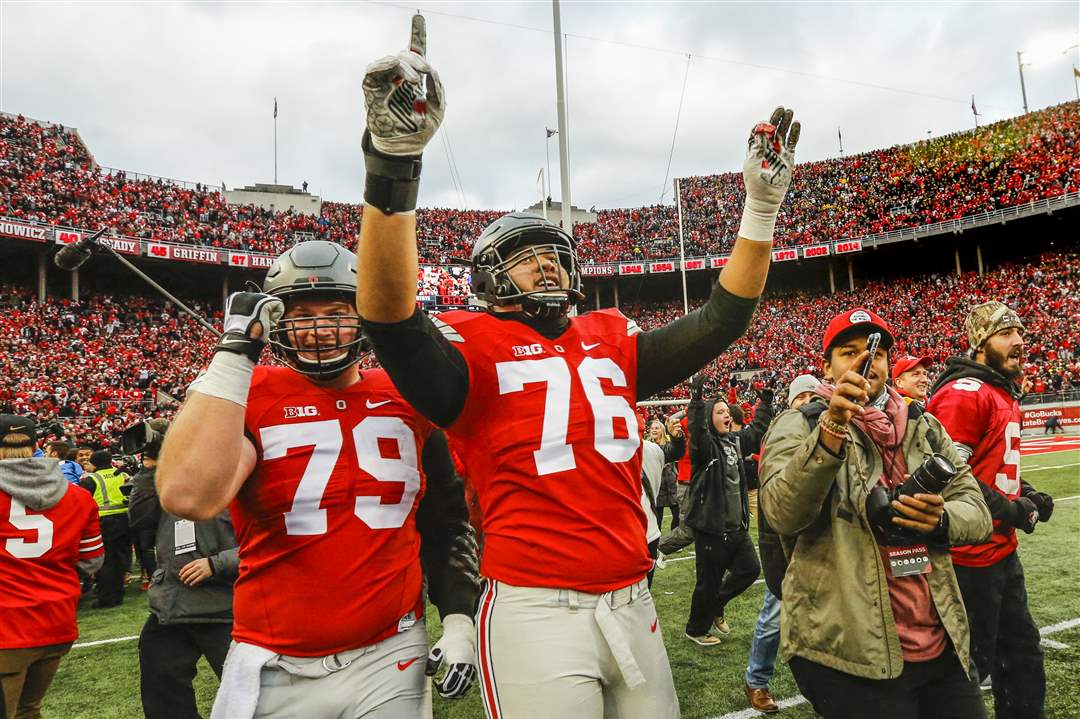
[209,548,240,579]
[127,473,161,532]
[663,434,686,464]
[739,402,775,454]
[758,409,844,536]
[635,283,759,401]
[687,399,712,470]
[362,309,470,428]
[77,505,105,576]
[416,429,481,619]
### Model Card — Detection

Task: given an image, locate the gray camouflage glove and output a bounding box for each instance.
[361,14,444,214]
[739,106,800,242]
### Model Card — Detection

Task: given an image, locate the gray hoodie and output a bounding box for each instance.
[0,458,104,575]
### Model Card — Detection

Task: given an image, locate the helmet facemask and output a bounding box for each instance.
[472,228,584,319]
[266,292,370,380]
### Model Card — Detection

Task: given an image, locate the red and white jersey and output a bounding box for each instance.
[1,483,102,648]
[235,366,433,656]
[927,376,1022,567]
[436,308,650,593]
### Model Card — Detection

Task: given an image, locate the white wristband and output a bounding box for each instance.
[189,352,256,407]
[737,197,779,243]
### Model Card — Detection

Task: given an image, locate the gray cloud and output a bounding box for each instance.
[2,1,1076,212]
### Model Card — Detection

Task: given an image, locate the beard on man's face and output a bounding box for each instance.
[984,343,1022,381]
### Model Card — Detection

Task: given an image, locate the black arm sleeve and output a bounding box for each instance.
[635,282,760,401]
[415,429,481,619]
[662,434,686,464]
[977,480,1014,522]
[362,309,470,428]
[738,402,775,455]
[687,399,714,471]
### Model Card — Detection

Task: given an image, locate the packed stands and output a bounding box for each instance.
[3,102,1078,265]
[626,249,1079,404]
[4,246,1076,449]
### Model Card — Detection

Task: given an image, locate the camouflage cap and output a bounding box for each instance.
[965,301,1025,352]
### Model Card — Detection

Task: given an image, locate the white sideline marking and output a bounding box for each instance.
[1056,495,1080,502]
[708,616,1080,719]
[72,635,138,649]
[1025,462,1080,472]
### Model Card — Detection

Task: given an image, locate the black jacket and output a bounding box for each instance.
[128,465,239,624]
[685,398,773,536]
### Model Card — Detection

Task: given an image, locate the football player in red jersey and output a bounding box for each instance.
[927,301,1054,719]
[157,241,479,719]
[1,414,104,719]
[353,17,798,718]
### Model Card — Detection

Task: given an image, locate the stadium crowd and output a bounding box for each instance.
[3,101,1078,265]
[3,248,1075,450]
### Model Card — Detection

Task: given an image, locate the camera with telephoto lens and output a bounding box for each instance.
[120,419,169,459]
[865,453,956,545]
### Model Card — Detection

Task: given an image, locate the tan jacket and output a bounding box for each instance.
[759,399,992,680]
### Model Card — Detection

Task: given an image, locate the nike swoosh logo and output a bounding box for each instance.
[397,657,420,671]
[650,618,658,633]
[581,342,601,351]
[366,399,392,409]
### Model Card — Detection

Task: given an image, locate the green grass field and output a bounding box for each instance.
[45,450,1079,719]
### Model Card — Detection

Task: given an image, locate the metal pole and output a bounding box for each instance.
[828,262,836,295]
[846,258,854,292]
[72,268,79,302]
[552,0,572,236]
[954,249,962,277]
[675,178,688,315]
[1075,65,1079,101]
[545,133,553,215]
[613,281,619,309]
[976,244,984,277]
[1017,51,1029,113]
[539,168,547,220]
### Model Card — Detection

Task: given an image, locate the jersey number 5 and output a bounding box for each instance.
[260,417,419,536]
[994,421,1021,495]
[496,356,640,475]
[4,499,54,559]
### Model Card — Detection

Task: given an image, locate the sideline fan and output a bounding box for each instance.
[759,310,992,719]
[355,17,798,718]
[927,301,1055,719]
[157,241,480,718]
[0,415,103,719]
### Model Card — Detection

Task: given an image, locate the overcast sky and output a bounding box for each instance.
[2,1,1077,212]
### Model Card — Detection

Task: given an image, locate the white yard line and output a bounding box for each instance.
[1024,462,1080,472]
[709,616,1080,719]
[72,635,138,649]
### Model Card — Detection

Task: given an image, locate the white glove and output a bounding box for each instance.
[363,14,445,157]
[738,106,800,242]
[425,613,476,700]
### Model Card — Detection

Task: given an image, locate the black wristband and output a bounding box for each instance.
[362,130,422,214]
[214,331,265,363]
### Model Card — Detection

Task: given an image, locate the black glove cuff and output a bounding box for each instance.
[214,331,264,363]
[362,130,422,214]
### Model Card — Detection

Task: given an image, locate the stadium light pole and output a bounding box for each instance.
[1017,51,1030,114]
[551,0,573,236]
[675,178,689,316]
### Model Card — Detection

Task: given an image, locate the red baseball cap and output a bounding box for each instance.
[892,355,932,380]
[822,308,894,355]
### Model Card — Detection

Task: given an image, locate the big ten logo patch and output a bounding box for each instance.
[512,343,545,357]
[284,405,320,418]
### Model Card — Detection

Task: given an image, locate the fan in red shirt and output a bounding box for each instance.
[927,301,1054,719]
[1,415,103,719]
[158,241,479,718]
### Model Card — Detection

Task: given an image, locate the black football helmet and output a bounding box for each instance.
[470,213,584,319]
[262,241,368,380]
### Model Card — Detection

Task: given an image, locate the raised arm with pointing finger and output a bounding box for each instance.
[354,17,800,717]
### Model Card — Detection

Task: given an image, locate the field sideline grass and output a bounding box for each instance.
[44,450,1078,719]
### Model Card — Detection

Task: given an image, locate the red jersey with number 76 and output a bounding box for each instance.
[236,366,433,656]
[927,376,1021,567]
[435,308,650,593]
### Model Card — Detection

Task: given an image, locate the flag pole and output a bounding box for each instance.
[273,98,278,184]
[552,0,572,237]
[838,126,843,156]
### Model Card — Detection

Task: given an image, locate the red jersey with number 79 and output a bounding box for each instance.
[435,308,650,593]
[927,376,1021,567]
[236,366,432,656]
[1,480,102,648]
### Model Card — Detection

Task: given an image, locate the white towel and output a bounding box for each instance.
[210,642,276,719]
